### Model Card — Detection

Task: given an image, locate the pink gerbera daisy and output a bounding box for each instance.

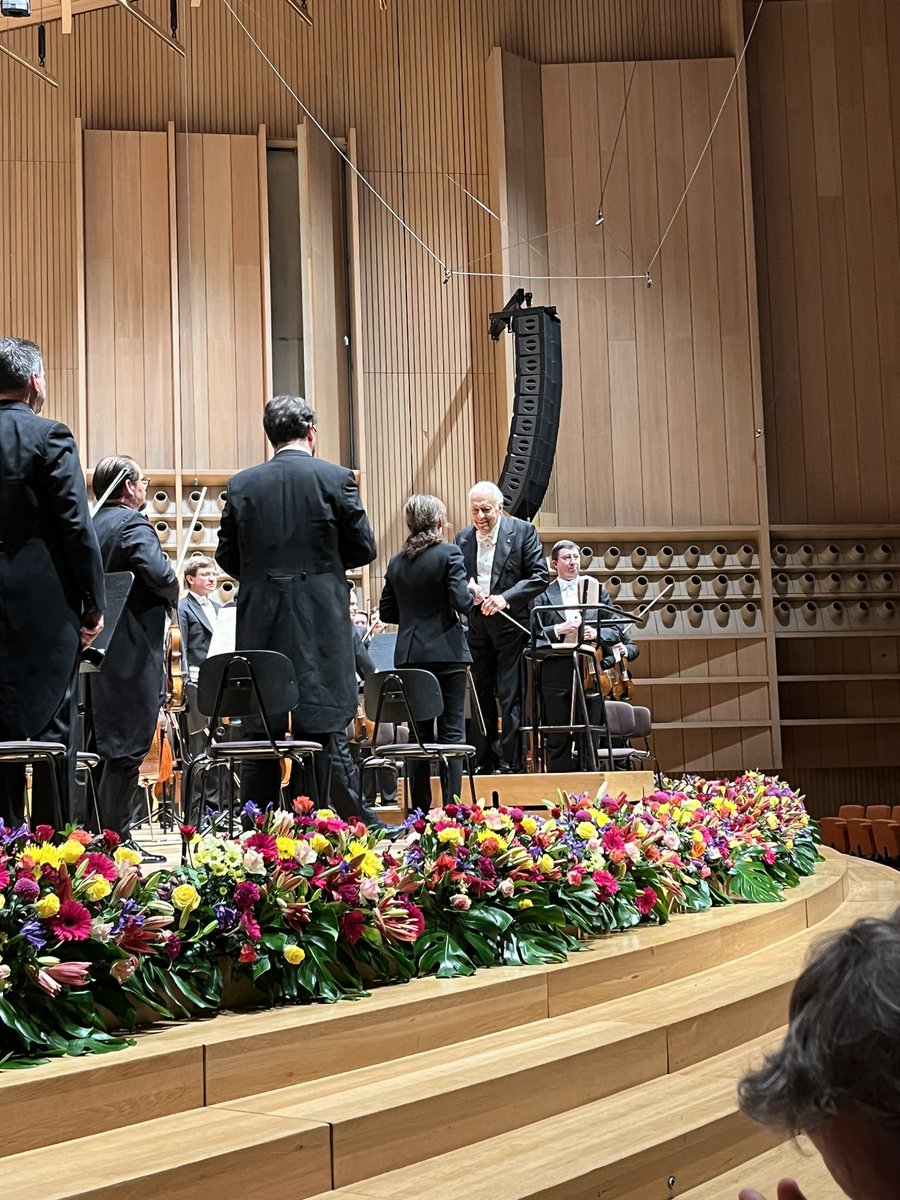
[46,899,93,942]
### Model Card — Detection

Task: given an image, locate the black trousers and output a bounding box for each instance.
[404,661,468,813]
[180,680,221,809]
[467,611,526,770]
[0,673,77,831]
[95,752,145,841]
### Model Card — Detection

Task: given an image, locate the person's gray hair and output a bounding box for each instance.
[402,493,446,560]
[263,396,316,448]
[92,455,139,502]
[468,481,504,506]
[0,337,43,394]
[738,908,900,1136]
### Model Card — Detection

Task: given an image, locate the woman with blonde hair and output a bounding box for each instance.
[379,494,474,813]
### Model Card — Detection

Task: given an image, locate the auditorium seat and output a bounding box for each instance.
[846,817,876,858]
[865,805,892,821]
[818,817,849,854]
[870,819,900,863]
[838,804,865,820]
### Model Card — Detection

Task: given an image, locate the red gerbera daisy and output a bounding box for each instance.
[46,899,93,942]
[82,852,117,882]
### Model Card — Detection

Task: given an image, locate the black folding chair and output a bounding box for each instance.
[361,669,477,815]
[183,652,323,837]
[0,741,67,830]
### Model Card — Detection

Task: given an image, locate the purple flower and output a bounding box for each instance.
[213,903,238,932]
[19,918,46,948]
[166,934,182,961]
[156,882,173,901]
[233,881,260,911]
[241,800,262,821]
[12,877,40,902]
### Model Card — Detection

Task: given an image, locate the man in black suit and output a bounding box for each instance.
[533,539,639,772]
[87,456,179,859]
[0,337,105,829]
[455,481,548,773]
[216,396,377,814]
[177,555,222,812]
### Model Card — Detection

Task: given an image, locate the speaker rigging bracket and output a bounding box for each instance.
[489,287,532,341]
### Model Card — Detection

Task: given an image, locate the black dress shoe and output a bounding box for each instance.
[122,838,167,865]
[475,764,499,776]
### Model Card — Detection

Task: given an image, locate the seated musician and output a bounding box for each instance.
[532,540,639,772]
[177,555,222,813]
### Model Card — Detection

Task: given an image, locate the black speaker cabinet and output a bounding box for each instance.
[497,306,562,520]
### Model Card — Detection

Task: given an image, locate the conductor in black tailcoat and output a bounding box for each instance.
[0,337,105,828]
[88,456,179,857]
[216,396,377,811]
[455,481,548,773]
[379,494,474,813]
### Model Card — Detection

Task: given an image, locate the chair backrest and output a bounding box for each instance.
[846,817,875,857]
[363,669,444,728]
[819,817,849,854]
[871,819,899,859]
[603,700,637,739]
[838,804,865,820]
[866,805,892,821]
[197,652,300,720]
[628,705,652,738]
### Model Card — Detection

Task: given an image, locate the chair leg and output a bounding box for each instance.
[466,755,477,806]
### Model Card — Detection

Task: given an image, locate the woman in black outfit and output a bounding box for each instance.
[379,494,474,813]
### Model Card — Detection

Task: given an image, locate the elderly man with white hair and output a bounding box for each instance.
[455,481,547,774]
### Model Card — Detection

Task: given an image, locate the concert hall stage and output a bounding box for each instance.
[414,769,657,813]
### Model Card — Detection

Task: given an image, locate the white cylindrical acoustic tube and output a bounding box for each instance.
[827,601,844,624]
[799,573,816,593]
[657,545,674,569]
[662,574,676,595]
[154,521,169,543]
[684,545,701,568]
[822,572,841,593]
[855,601,870,618]
[873,544,893,563]
[604,547,620,569]
[772,544,787,566]
[775,601,791,626]
[773,573,789,595]
[874,572,895,592]
[152,491,169,514]
[714,603,731,627]
[848,572,867,591]
[687,604,704,628]
[740,602,758,626]
[713,574,729,598]
[660,604,678,628]
[686,575,703,598]
[820,543,840,564]
[606,576,622,599]
[188,489,203,506]
[848,544,866,562]
[191,522,204,544]
[710,545,728,568]
[580,546,594,561]
[801,602,818,625]
[630,546,647,569]
[740,573,755,597]
[738,544,755,567]
[218,580,236,602]
[798,544,815,564]
[877,600,896,619]
[217,490,228,511]
[632,575,649,600]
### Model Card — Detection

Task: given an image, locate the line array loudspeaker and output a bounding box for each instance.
[497,306,562,520]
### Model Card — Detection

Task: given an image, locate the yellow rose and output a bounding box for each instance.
[35,894,60,919]
[314,809,336,820]
[520,817,537,836]
[634,821,647,839]
[576,822,596,840]
[538,854,554,874]
[307,833,329,855]
[800,815,809,827]
[785,839,794,850]
[767,814,779,830]
[114,846,142,867]
[283,944,306,965]
[594,811,611,828]
[438,827,464,845]
[85,878,111,902]
[59,839,86,865]
[171,884,200,911]
[518,898,533,909]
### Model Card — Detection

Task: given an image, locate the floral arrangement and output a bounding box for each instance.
[0,774,818,1066]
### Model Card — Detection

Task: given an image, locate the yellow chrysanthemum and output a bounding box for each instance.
[35,894,60,919]
[520,817,537,836]
[576,821,597,840]
[23,841,63,870]
[171,884,200,911]
[276,836,298,859]
[59,839,86,865]
[518,898,533,909]
[309,833,330,854]
[85,878,111,902]
[438,827,464,845]
[346,840,381,878]
[283,944,306,965]
[114,846,142,867]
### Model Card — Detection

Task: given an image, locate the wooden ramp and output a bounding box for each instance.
[0,849,895,1199]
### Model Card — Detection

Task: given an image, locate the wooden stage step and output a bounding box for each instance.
[412,769,656,810]
[0,851,895,1199]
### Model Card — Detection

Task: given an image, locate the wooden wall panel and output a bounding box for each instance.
[748,0,900,524]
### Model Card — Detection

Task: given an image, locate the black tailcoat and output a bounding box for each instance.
[0,403,105,738]
[379,541,473,665]
[216,450,377,734]
[178,592,221,672]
